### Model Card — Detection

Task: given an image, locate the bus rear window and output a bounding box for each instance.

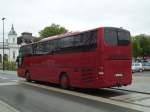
[105,29,118,46]
[104,28,130,46]
[118,31,130,45]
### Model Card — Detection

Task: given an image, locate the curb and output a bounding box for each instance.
[20,81,150,112]
[112,88,150,95]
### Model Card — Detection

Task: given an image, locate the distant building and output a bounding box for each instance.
[0,24,19,63]
[0,25,37,64]
[17,32,37,45]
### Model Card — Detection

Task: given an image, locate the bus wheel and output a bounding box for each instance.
[60,74,70,89]
[25,72,31,82]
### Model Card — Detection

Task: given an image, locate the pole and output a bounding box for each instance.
[2,18,5,71]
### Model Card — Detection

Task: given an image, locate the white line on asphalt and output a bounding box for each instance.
[0,82,19,86]
[0,76,9,80]
[11,80,19,82]
[0,100,20,112]
[20,81,150,112]
[110,93,150,107]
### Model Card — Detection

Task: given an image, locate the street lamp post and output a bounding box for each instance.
[2,17,6,71]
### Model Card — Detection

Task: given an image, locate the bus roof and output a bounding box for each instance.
[40,31,80,42]
[20,26,129,47]
[40,27,100,42]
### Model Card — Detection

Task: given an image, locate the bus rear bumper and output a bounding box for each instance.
[71,77,132,89]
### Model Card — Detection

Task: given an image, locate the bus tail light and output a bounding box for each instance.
[98,66,104,75]
[96,66,104,80]
[98,72,104,75]
[115,73,123,77]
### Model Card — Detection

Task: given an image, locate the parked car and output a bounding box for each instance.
[142,62,150,70]
[132,63,144,73]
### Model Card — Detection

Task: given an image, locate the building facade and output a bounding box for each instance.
[0,25,19,63]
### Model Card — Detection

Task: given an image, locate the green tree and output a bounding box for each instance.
[132,37,142,58]
[132,34,150,58]
[138,36,150,57]
[39,23,68,39]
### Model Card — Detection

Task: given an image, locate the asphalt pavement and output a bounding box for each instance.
[116,71,150,94]
[0,70,149,112]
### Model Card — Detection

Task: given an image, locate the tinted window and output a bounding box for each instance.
[145,63,150,66]
[19,45,33,56]
[50,30,97,54]
[73,31,97,47]
[104,29,118,46]
[81,31,97,46]
[50,39,60,53]
[35,42,50,55]
[59,36,74,48]
[35,43,44,55]
[135,63,140,66]
[104,28,130,46]
[74,35,82,46]
[42,42,50,54]
[118,31,130,45]
[26,30,98,56]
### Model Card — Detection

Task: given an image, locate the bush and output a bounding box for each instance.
[4,61,17,71]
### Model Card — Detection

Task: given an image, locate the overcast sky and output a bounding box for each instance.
[0,0,150,40]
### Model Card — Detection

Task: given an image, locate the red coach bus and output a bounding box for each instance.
[17,27,132,89]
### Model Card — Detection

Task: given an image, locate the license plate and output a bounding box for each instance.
[115,74,123,77]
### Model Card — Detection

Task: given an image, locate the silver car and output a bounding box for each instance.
[142,62,150,70]
[132,63,144,73]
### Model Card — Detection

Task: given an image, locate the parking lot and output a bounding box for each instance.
[114,71,150,95]
[133,71,150,77]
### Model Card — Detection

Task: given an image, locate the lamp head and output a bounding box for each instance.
[2,18,6,20]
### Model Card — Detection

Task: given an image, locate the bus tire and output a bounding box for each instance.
[25,72,31,82]
[60,74,70,89]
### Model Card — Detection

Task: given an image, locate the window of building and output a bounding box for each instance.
[4,54,8,61]
[13,51,16,59]
[0,54,2,63]
[13,38,15,43]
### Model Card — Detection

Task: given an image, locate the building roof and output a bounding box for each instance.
[17,32,37,44]
[8,24,17,35]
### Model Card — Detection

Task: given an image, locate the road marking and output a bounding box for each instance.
[110,93,150,107]
[0,76,19,82]
[11,80,19,82]
[20,81,150,112]
[0,100,20,112]
[0,76,8,80]
[0,82,19,86]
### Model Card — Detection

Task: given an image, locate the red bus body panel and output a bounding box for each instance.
[17,27,132,89]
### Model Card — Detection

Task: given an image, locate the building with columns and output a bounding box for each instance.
[0,24,19,63]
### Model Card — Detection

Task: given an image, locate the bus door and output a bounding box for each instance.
[16,56,25,77]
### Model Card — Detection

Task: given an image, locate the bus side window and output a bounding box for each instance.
[50,39,59,54]
[43,41,50,54]
[74,35,82,46]
[33,44,37,55]
[49,40,55,54]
